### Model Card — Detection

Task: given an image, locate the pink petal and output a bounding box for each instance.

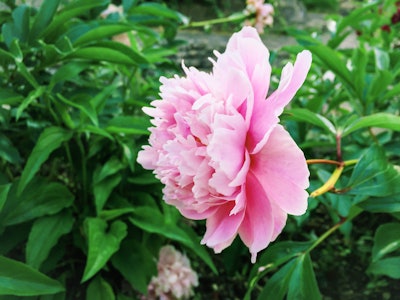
[207,113,247,180]
[267,50,312,116]
[201,202,245,253]
[250,125,309,215]
[137,146,158,170]
[238,171,274,263]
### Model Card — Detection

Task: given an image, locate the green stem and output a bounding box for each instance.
[305,208,362,254]
[76,136,88,203]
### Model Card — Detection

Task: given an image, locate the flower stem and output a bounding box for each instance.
[310,164,344,198]
[305,207,362,254]
[307,159,342,166]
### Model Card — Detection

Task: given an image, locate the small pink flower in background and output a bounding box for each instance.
[143,245,198,300]
[244,0,274,33]
[137,26,312,263]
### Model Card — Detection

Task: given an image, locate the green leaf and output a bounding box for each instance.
[256,259,296,300]
[129,206,217,273]
[86,276,115,300]
[98,208,136,221]
[0,133,22,165]
[16,86,46,120]
[346,146,400,197]
[111,239,156,294]
[0,179,74,227]
[57,94,98,126]
[18,127,73,195]
[11,5,30,43]
[16,61,39,89]
[82,218,127,282]
[308,44,354,94]
[93,157,124,213]
[0,184,11,213]
[93,157,124,183]
[93,174,122,214]
[368,257,400,279]
[42,0,110,42]
[287,253,321,300]
[372,223,400,262]
[0,88,23,106]
[132,2,186,22]
[78,125,114,140]
[256,253,321,300]
[30,0,61,43]
[0,255,64,296]
[73,24,134,46]
[342,113,400,136]
[367,71,394,104]
[68,46,140,65]
[26,211,75,269]
[49,61,91,90]
[249,241,312,279]
[358,194,400,213]
[106,116,150,135]
[351,46,368,101]
[284,108,336,135]
[374,47,390,70]
[127,172,159,185]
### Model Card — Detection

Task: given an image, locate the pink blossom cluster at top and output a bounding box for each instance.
[137,27,312,263]
[244,0,274,33]
[143,245,198,300]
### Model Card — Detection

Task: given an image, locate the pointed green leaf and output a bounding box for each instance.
[111,239,156,294]
[256,253,321,300]
[49,61,91,90]
[343,113,400,136]
[106,116,150,135]
[0,255,64,296]
[257,259,297,300]
[285,108,336,135]
[372,223,400,262]
[308,44,354,93]
[287,253,321,300]
[30,0,61,42]
[26,211,75,269]
[0,184,11,213]
[73,24,134,46]
[98,208,136,221]
[358,194,400,213]
[0,179,74,227]
[86,276,115,300]
[0,133,22,165]
[68,46,139,65]
[93,174,122,214]
[18,127,73,195]
[82,218,127,282]
[347,146,400,197]
[42,0,109,42]
[16,86,46,120]
[11,5,30,43]
[129,206,217,273]
[368,257,400,279]
[0,88,24,106]
[57,94,98,126]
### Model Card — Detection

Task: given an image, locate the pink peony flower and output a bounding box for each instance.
[244,0,274,33]
[144,245,198,300]
[137,26,312,263]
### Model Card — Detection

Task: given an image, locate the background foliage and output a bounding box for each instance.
[0,0,399,299]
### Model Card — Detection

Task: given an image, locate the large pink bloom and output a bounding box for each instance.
[137,27,312,262]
